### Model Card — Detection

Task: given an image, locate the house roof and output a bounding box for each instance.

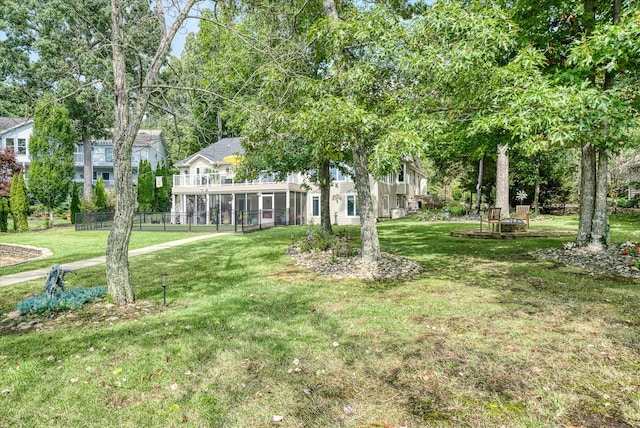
[175,137,244,167]
[0,117,32,133]
[134,129,163,146]
[94,129,163,147]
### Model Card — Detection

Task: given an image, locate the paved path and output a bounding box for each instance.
[0,234,222,287]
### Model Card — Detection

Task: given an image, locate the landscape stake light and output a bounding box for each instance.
[291,233,294,246]
[161,273,168,306]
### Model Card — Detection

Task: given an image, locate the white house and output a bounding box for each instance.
[171,137,307,226]
[0,117,168,188]
[75,129,169,187]
[0,117,33,175]
[171,137,428,226]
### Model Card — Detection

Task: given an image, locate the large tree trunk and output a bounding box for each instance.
[475,157,483,215]
[533,157,541,215]
[319,158,333,233]
[83,134,93,200]
[323,0,380,260]
[577,142,596,246]
[590,147,609,249]
[106,0,135,304]
[353,143,381,262]
[496,143,509,217]
[106,0,197,305]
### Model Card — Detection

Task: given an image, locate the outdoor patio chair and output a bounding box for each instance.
[513,205,530,230]
[480,207,501,233]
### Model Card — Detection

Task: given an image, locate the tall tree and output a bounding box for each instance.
[28,98,77,227]
[504,0,639,247]
[154,162,172,212]
[9,171,29,232]
[94,178,107,212]
[136,159,154,211]
[0,0,114,199]
[70,182,81,224]
[106,0,201,304]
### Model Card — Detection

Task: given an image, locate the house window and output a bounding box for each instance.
[17,138,26,155]
[330,166,350,182]
[102,172,109,180]
[346,194,359,217]
[312,196,320,217]
[6,138,14,152]
[105,148,113,162]
[397,164,405,183]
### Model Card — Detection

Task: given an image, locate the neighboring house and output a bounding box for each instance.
[0,117,33,175]
[171,137,428,226]
[1,117,168,188]
[171,137,307,226]
[75,129,169,188]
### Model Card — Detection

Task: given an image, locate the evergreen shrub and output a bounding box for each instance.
[17,286,108,315]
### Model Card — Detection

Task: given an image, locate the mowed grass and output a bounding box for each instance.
[0,226,212,276]
[1,216,639,427]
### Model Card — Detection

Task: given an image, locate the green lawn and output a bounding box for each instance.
[1,216,639,427]
[0,226,213,276]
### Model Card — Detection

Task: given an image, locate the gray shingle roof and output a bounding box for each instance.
[0,117,31,133]
[175,137,245,167]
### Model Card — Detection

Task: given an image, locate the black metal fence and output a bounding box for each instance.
[74,208,295,233]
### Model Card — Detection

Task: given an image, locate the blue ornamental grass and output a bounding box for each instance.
[16,286,108,315]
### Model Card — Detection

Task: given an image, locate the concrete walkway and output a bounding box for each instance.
[0,233,223,287]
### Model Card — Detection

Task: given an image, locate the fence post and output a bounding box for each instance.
[259,210,262,230]
[216,208,219,233]
[163,212,167,232]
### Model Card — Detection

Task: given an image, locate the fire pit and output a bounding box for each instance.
[501,218,526,233]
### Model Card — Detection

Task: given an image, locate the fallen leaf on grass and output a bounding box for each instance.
[343,406,355,414]
[70,378,79,383]
[272,415,284,422]
[113,367,123,375]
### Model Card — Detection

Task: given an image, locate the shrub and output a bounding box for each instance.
[70,183,80,223]
[0,198,8,232]
[9,171,29,232]
[298,227,356,258]
[419,194,444,209]
[16,286,108,315]
[447,205,467,217]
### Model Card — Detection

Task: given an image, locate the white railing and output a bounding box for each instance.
[173,173,301,187]
[73,153,143,166]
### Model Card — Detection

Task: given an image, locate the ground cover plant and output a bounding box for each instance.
[17,286,108,315]
[0,216,639,427]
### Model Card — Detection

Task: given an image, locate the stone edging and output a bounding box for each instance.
[0,244,53,267]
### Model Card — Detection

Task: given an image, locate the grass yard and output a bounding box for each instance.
[0,227,212,276]
[1,216,640,427]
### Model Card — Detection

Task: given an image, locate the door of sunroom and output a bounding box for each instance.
[261,194,274,223]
